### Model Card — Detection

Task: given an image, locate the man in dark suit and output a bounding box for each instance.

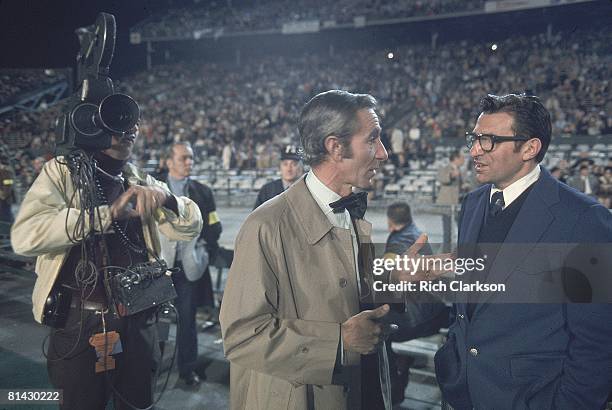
[567,164,600,199]
[159,141,222,386]
[434,93,612,409]
[253,144,303,209]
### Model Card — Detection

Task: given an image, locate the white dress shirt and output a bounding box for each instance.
[490,164,541,209]
[305,171,364,365]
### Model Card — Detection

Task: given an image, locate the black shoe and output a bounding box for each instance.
[179,371,202,387]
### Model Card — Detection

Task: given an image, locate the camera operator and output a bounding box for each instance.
[10,125,203,410]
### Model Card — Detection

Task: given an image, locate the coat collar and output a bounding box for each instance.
[284,176,372,245]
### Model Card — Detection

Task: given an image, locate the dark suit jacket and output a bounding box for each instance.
[567,174,600,197]
[160,176,222,252]
[161,177,222,307]
[253,179,285,210]
[434,167,612,410]
[184,179,222,249]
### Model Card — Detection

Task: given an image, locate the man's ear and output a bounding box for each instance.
[165,157,172,170]
[522,138,542,161]
[324,135,344,162]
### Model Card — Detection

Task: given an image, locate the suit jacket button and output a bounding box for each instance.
[339,278,348,288]
[458,314,465,319]
[301,346,309,354]
[469,347,478,356]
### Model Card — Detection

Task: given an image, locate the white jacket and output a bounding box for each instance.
[11,157,203,323]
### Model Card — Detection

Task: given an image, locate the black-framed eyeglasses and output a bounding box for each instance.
[465,132,531,152]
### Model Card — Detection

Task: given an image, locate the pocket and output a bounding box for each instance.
[246,371,292,410]
[47,309,98,359]
[511,353,564,410]
[514,244,567,276]
[510,352,564,379]
[434,333,460,383]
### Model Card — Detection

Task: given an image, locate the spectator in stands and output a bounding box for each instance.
[598,166,612,208]
[222,140,234,170]
[436,149,465,250]
[253,144,303,209]
[567,164,600,198]
[2,25,610,195]
[158,141,222,387]
[0,164,14,223]
[436,150,465,204]
[32,156,46,178]
[408,119,421,142]
[550,166,563,180]
[132,0,487,39]
[390,125,405,167]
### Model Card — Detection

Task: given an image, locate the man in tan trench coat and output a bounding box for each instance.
[220,90,400,409]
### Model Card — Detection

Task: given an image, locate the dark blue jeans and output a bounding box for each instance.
[172,263,198,377]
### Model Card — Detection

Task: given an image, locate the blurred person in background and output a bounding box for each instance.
[253,144,303,209]
[390,125,405,168]
[159,141,222,386]
[436,149,465,250]
[0,163,14,223]
[567,164,600,199]
[383,202,448,405]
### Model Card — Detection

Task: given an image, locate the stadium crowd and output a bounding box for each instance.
[133,0,485,39]
[0,69,68,105]
[1,27,610,207]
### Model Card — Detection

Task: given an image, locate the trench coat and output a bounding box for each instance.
[220,177,374,409]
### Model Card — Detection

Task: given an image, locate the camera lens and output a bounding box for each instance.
[70,103,101,136]
[98,94,140,134]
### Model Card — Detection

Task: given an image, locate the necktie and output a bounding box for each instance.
[490,191,505,216]
[329,191,368,219]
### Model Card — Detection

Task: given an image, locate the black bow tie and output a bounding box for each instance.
[329,191,368,220]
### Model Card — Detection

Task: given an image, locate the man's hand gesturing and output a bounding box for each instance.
[110,185,169,220]
[391,233,455,283]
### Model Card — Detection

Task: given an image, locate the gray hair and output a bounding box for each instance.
[298,90,377,167]
[165,141,193,160]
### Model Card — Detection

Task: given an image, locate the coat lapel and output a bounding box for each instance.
[284,178,358,295]
[473,169,559,310]
[461,187,489,245]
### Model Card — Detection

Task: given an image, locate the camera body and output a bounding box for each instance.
[107,260,178,317]
[55,13,139,155]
